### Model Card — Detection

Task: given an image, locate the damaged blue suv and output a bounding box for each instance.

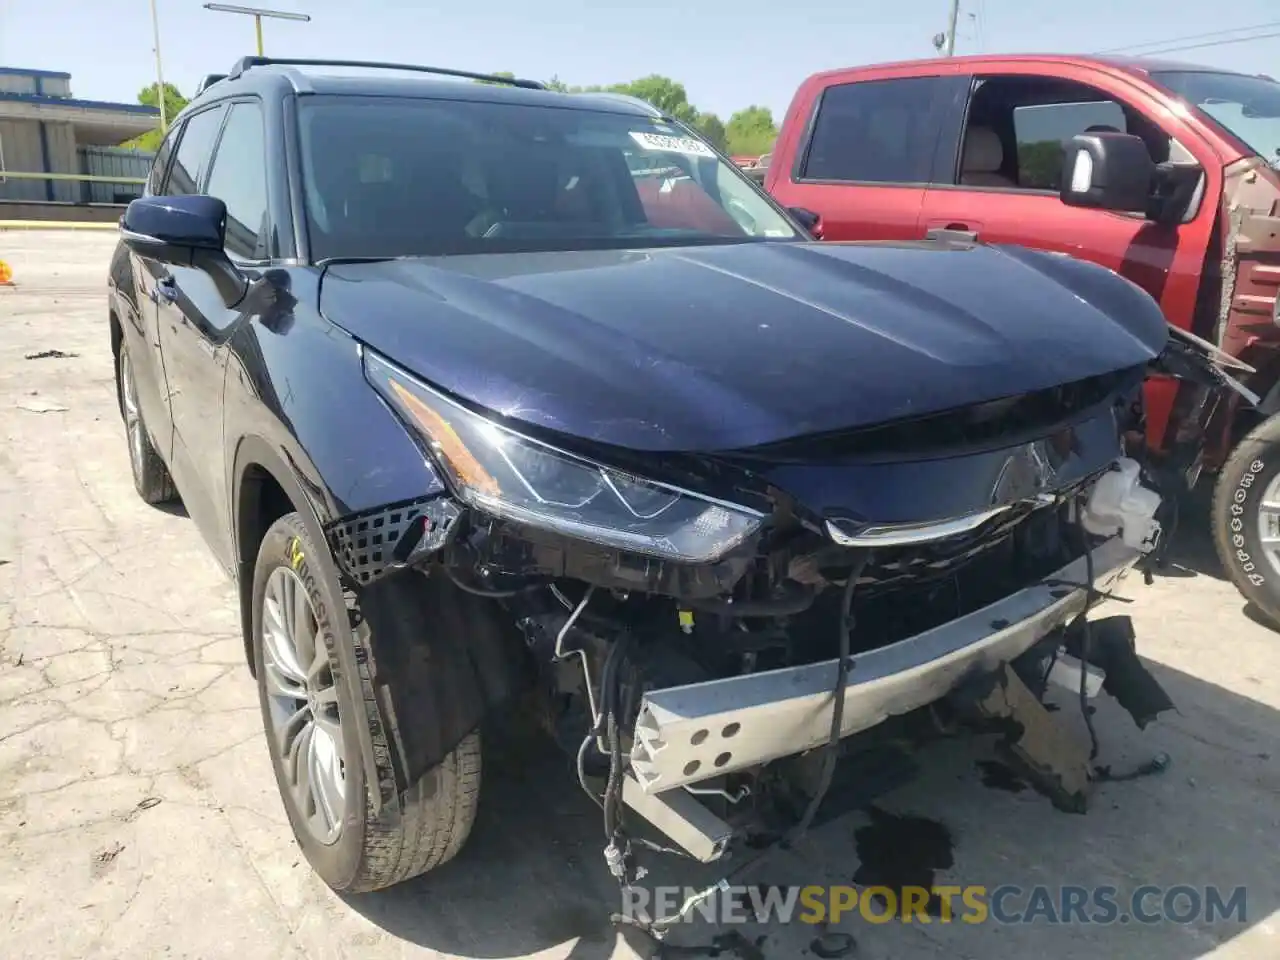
[108,56,1238,897]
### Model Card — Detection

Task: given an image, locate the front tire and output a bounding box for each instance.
[251,512,481,892]
[1212,414,1280,625]
[116,344,177,504]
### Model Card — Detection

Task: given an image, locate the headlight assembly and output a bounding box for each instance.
[363,349,765,563]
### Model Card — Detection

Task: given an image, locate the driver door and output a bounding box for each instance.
[158,100,271,572]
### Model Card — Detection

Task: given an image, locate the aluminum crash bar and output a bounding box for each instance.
[630,535,1139,793]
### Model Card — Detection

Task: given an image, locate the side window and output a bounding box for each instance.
[204,102,269,260]
[1012,100,1127,190]
[801,77,948,184]
[145,127,179,196]
[165,105,226,197]
[958,76,1170,192]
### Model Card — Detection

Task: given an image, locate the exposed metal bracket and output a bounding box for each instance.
[621,774,734,863]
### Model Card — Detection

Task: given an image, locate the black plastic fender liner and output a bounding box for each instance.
[355,566,531,793]
[1064,615,1175,730]
[231,433,395,815]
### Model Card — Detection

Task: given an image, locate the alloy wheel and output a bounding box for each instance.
[1256,474,1280,579]
[120,351,145,480]
[261,565,348,845]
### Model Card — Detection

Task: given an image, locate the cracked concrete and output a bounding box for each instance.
[1,231,1278,960]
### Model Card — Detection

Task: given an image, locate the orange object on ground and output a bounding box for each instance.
[0,260,13,286]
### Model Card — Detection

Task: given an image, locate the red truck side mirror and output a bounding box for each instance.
[1059,132,1155,217]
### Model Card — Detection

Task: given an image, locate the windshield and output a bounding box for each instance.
[1153,70,1280,167]
[297,95,801,261]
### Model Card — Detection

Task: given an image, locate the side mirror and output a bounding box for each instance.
[1059,132,1155,217]
[121,195,227,255]
[120,195,247,307]
[788,206,823,239]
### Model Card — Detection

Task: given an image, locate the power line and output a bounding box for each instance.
[1129,29,1280,58]
[1099,20,1280,55]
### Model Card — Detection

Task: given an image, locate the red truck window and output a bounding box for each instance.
[1012,100,1127,190]
[951,76,1172,191]
[802,77,950,185]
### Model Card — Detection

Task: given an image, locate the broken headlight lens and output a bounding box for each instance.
[364,350,764,563]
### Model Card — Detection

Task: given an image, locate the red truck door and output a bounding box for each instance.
[768,72,967,242]
[917,66,1222,447]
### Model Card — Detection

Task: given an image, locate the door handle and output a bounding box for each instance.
[153,276,177,304]
[926,225,979,243]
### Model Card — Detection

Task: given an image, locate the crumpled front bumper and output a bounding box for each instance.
[630,535,1139,793]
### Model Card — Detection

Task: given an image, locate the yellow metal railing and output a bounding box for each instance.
[0,172,145,230]
[0,171,146,186]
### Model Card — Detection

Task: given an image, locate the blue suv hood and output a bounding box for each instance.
[321,240,1169,452]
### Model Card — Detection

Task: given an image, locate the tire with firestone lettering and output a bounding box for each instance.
[252,512,481,892]
[1212,414,1280,625]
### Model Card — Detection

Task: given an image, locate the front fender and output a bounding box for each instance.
[223,274,448,811]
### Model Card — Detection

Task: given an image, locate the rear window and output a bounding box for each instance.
[802,77,947,184]
[296,95,800,261]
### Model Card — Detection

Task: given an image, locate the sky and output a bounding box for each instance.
[1,0,1279,122]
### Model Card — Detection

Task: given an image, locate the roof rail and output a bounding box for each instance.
[225,56,545,89]
[576,91,664,117]
[195,73,228,95]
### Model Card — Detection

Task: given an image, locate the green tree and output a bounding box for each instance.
[585,75,699,126]
[694,112,728,152]
[122,82,189,151]
[725,105,777,157]
[139,81,189,120]
[1018,140,1065,190]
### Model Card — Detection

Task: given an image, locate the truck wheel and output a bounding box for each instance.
[116,345,177,504]
[251,512,481,893]
[1212,414,1280,625]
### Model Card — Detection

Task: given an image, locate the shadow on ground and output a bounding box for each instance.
[1154,488,1280,635]
[345,719,659,959]
[1152,487,1224,582]
[341,654,1280,960]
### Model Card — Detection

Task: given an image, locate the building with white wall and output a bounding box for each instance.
[0,66,159,204]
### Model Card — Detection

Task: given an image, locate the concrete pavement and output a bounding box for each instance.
[1,231,1278,960]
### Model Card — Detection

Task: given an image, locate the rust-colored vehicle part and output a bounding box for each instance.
[1200,158,1280,466]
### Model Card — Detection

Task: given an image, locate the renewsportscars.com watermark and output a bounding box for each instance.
[622,884,1249,926]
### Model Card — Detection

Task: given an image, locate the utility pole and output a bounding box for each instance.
[944,0,961,56]
[149,0,168,131]
[202,3,311,56]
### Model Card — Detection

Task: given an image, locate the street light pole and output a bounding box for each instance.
[202,3,311,56]
[149,0,168,130]
[944,0,961,56]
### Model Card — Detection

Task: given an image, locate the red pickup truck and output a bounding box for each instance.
[765,53,1280,621]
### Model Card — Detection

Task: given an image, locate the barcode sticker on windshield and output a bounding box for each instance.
[629,131,715,157]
